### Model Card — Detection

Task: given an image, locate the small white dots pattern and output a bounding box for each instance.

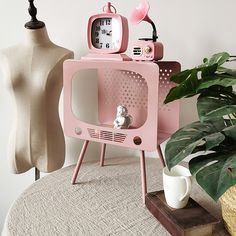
[159,67,175,111]
[102,69,148,110]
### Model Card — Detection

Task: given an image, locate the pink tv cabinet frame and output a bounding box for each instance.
[63,59,180,203]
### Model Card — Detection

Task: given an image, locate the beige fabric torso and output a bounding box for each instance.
[0,27,74,173]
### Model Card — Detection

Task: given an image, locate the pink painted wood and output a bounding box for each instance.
[71,140,89,184]
[100,143,106,167]
[140,150,147,203]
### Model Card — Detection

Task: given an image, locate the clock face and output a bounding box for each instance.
[91,18,121,50]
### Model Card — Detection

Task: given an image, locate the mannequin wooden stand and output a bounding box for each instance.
[145,191,220,236]
[35,168,40,181]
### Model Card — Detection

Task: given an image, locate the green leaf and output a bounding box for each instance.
[204,133,225,150]
[170,69,192,84]
[208,52,230,66]
[197,90,236,121]
[164,69,199,103]
[165,120,226,170]
[165,52,234,104]
[198,52,230,68]
[189,151,236,201]
[196,75,236,91]
[201,63,218,77]
[170,64,218,86]
[223,125,236,140]
[218,67,236,76]
[203,105,236,120]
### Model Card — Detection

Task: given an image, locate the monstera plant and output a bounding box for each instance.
[164,52,236,202]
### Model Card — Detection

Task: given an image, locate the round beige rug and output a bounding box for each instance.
[2,157,228,236]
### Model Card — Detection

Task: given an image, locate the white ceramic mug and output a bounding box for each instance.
[163,165,192,209]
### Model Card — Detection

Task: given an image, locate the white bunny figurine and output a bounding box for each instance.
[113,105,133,129]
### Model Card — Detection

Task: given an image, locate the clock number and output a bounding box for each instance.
[95,32,99,37]
[100,20,104,26]
[95,26,100,31]
[106,43,110,48]
[100,43,103,48]
[106,19,111,25]
[95,38,99,44]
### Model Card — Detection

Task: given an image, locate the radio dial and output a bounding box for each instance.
[144,46,152,54]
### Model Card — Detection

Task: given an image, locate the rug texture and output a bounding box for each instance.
[2,157,228,236]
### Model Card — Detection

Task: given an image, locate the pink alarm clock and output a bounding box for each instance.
[87,2,129,54]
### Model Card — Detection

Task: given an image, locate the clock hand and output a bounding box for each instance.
[106,30,112,36]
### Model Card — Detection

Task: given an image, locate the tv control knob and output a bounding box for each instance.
[75,127,82,135]
[144,46,152,54]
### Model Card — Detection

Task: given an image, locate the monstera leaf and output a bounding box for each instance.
[223,124,236,140]
[164,52,236,104]
[197,74,236,91]
[189,124,236,201]
[165,119,226,170]
[218,67,236,76]
[197,88,236,122]
[164,69,199,103]
[165,121,236,201]
[170,52,230,85]
[189,150,236,201]
[203,52,230,67]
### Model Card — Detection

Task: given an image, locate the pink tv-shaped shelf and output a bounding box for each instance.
[63,59,180,202]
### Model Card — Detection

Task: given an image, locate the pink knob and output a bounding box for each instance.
[103,2,116,13]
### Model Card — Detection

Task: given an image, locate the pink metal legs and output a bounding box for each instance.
[157,145,166,167]
[140,150,147,204]
[71,140,89,184]
[139,147,165,204]
[71,142,160,204]
[100,143,106,167]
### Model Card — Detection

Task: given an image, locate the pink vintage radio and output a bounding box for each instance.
[63,1,180,203]
[131,0,164,61]
[132,40,163,61]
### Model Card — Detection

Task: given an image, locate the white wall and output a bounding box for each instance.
[0,0,236,230]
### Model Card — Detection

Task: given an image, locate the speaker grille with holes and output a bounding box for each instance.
[132,47,142,56]
[88,128,127,143]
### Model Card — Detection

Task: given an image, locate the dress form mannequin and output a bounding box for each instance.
[0,0,74,176]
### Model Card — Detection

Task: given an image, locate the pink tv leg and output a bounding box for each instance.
[100,143,106,167]
[140,150,147,204]
[157,145,166,167]
[71,140,89,184]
